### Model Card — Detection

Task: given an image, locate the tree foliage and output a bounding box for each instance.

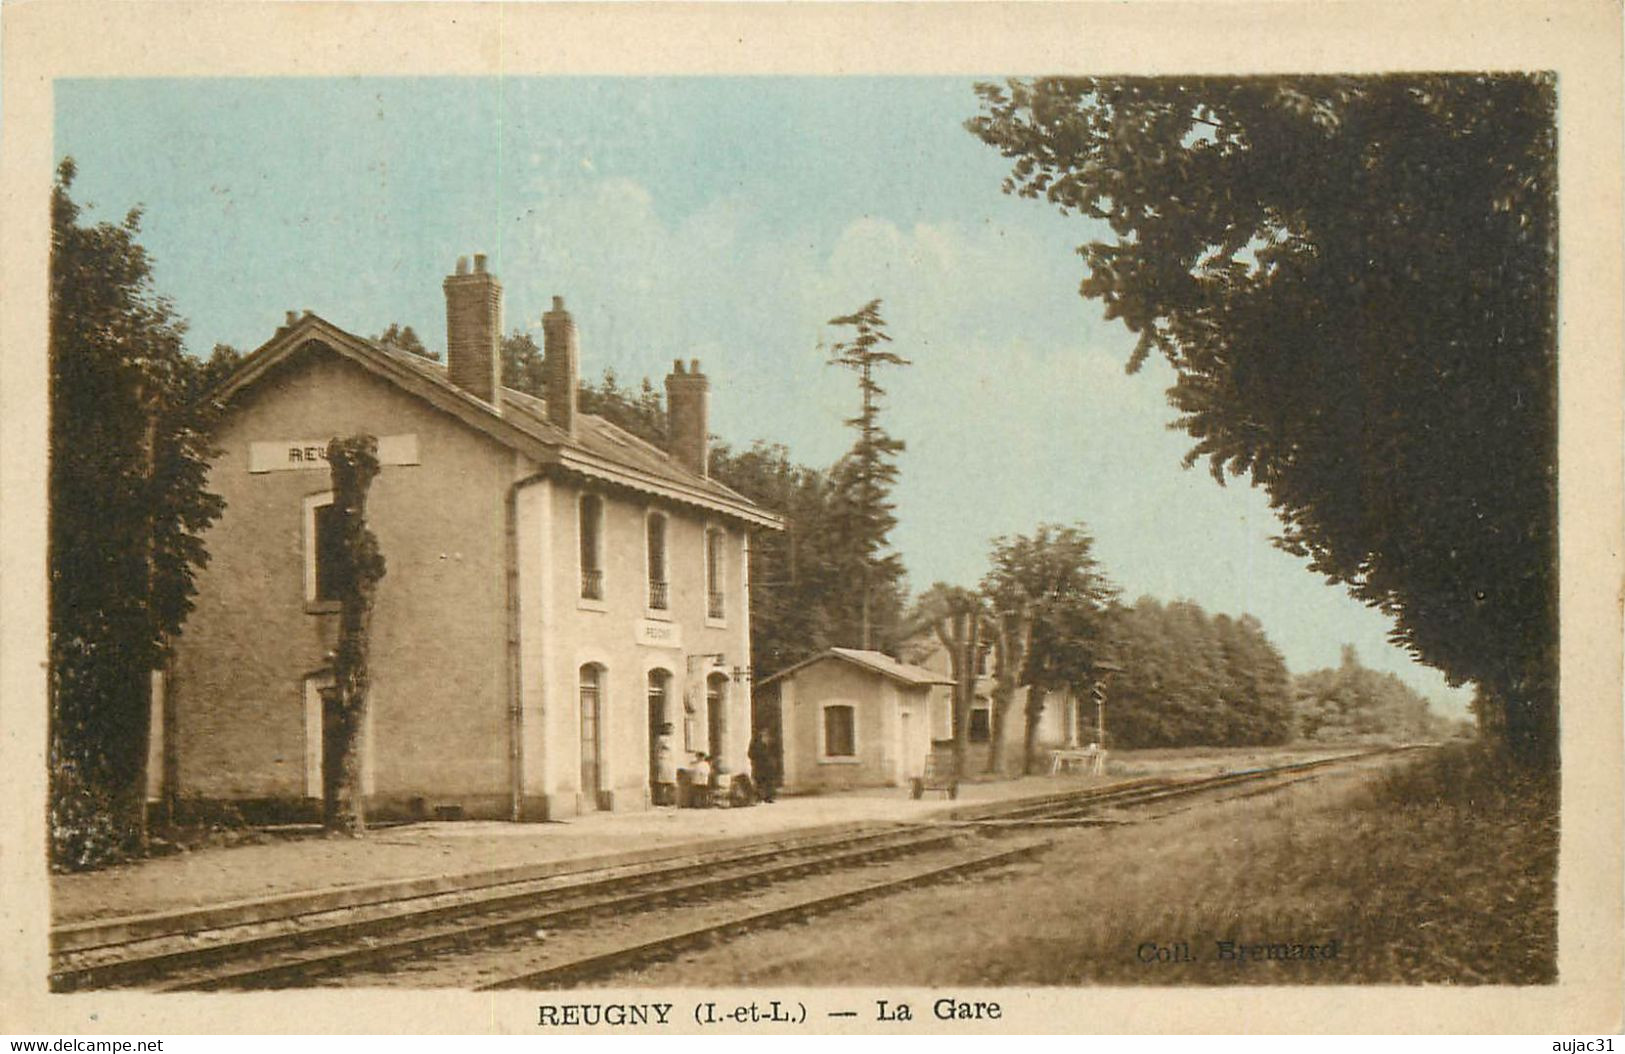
[324,436,387,835]
[980,523,1119,773]
[49,158,225,868]
[375,323,436,361]
[968,75,1558,764]
[825,300,910,650]
[1295,645,1464,743]
[1106,597,1296,748]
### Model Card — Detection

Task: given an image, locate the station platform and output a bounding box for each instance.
[51,746,1344,931]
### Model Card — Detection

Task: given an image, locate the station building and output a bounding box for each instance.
[164,255,781,821]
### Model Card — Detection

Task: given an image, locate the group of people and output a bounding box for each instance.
[650,725,780,808]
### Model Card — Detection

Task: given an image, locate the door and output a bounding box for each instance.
[706,674,727,768]
[579,665,603,805]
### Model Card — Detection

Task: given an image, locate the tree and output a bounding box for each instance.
[375,323,436,361]
[1295,644,1456,743]
[323,436,387,834]
[981,523,1119,774]
[910,584,986,776]
[1103,596,1296,748]
[501,330,546,397]
[968,76,1558,765]
[49,158,225,868]
[825,300,910,650]
[577,367,667,444]
[191,343,245,398]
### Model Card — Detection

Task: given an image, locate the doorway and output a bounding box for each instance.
[579,664,604,808]
[647,669,671,793]
[706,672,728,768]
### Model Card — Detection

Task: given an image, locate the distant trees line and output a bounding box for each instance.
[1107,600,1465,749]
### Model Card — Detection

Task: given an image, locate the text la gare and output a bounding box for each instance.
[877,998,1001,1021]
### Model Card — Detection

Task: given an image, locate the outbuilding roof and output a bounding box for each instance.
[755,647,955,690]
[212,313,783,530]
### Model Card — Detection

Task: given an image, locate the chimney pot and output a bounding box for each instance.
[665,360,711,478]
[690,358,701,374]
[443,260,503,407]
[285,311,298,327]
[474,253,487,274]
[542,298,579,435]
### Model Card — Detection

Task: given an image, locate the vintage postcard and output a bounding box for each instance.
[2,0,1621,1037]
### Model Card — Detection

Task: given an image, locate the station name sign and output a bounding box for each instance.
[635,619,682,650]
[249,435,420,474]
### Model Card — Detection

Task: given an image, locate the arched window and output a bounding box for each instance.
[705,527,726,620]
[646,513,668,610]
[579,494,604,600]
[579,664,604,798]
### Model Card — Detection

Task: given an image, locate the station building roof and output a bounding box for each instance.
[212,312,783,531]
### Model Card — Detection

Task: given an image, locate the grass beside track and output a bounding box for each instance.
[621,744,1557,986]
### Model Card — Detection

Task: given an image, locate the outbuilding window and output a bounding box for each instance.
[823,704,856,758]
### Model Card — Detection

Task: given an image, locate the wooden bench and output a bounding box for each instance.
[1050,746,1106,776]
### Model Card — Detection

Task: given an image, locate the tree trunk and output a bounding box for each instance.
[937,611,975,780]
[325,436,385,836]
[986,618,1022,776]
[1022,685,1048,775]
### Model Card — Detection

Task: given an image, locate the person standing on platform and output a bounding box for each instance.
[688,752,712,807]
[653,724,678,806]
[749,728,779,803]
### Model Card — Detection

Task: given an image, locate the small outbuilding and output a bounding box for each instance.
[754,648,953,793]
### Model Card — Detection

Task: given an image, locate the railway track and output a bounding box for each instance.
[50,747,1414,992]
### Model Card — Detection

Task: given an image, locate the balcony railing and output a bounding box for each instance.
[707,591,725,620]
[580,567,604,601]
[648,579,669,610]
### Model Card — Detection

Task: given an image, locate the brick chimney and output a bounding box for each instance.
[443,254,502,407]
[542,296,578,435]
[665,358,709,478]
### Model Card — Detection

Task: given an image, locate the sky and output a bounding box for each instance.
[55,76,1474,716]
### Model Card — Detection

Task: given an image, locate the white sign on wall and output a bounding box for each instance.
[249,434,420,473]
[635,619,683,650]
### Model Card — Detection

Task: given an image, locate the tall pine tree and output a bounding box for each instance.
[825,299,910,650]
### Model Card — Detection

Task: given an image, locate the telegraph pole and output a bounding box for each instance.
[1092,659,1125,775]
